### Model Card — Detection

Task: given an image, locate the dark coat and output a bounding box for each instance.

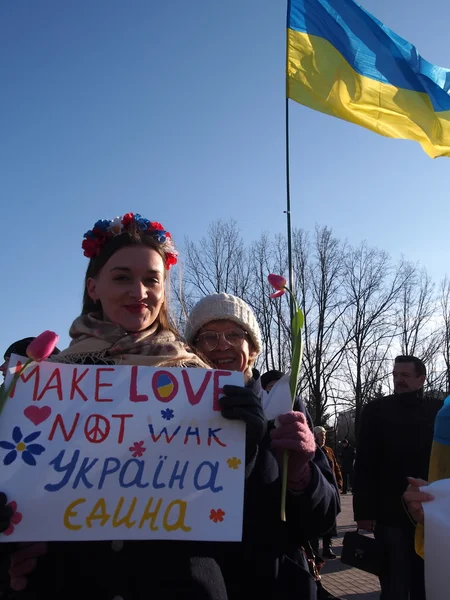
[0,372,339,600]
[339,444,356,471]
[216,374,339,599]
[2,541,227,600]
[353,391,442,530]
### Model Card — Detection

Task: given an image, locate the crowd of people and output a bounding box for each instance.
[0,212,441,600]
[0,213,340,600]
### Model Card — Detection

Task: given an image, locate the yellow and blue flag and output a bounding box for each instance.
[287,0,450,157]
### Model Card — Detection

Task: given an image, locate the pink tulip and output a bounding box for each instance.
[26,331,59,362]
[268,274,287,292]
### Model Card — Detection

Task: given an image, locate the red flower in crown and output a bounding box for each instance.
[81,213,178,268]
[82,237,101,258]
[149,222,165,231]
[165,253,178,268]
[121,213,135,228]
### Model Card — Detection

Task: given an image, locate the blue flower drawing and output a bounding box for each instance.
[0,427,45,466]
[161,408,174,421]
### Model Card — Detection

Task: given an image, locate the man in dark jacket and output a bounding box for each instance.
[353,355,442,600]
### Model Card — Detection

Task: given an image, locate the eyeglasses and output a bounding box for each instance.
[195,329,248,352]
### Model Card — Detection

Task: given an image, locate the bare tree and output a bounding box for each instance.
[296,226,348,425]
[432,277,450,395]
[341,244,406,433]
[397,263,437,360]
[183,219,250,300]
[173,217,448,423]
[168,264,195,332]
[249,233,291,373]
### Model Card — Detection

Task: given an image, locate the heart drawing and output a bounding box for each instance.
[24,406,52,426]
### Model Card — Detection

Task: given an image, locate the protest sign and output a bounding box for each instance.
[423,479,450,600]
[0,356,245,542]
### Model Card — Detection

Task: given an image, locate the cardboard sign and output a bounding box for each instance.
[423,479,450,600]
[0,356,245,542]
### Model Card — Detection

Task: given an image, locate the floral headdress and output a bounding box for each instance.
[82,213,178,269]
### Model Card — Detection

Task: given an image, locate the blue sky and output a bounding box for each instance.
[1,0,450,351]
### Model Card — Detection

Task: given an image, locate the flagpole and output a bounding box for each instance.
[284,17,294,317]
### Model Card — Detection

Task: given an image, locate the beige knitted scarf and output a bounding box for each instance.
[54,312,212,369]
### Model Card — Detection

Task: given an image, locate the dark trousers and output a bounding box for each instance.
[342,468,354,493]
[374,525,426,600]
[310,535,333,554]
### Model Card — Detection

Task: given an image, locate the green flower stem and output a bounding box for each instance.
[281,449,289,522]
[0,359,32,418]
[280,286,304,522]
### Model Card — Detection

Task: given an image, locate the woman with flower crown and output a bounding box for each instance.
[0,213,229,600]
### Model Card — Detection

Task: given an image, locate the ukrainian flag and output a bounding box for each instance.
[287,0,450,158]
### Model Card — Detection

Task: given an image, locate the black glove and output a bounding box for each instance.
[0,493,13,534]
[221,386,267,461]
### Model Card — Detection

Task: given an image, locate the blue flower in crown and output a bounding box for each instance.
[94,219,111,232]
[134,214,151,231]
[152,231,167,243]
[81,213,178,269]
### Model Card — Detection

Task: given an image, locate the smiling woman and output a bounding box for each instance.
[0,213,225,600]
[185,293,340,600]
[85,246,166,334]
[50,213,211,369]
[185,293,262,382]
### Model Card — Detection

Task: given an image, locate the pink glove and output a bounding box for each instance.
[270,412,316,490]
[10,542,48,591]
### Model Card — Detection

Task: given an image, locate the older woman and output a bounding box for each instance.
[186,293,340,600]
[1,213,227,600]
[310,426,342,560]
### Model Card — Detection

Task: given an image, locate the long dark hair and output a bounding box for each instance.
[82,227,178,336]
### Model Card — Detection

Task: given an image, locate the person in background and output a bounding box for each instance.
[0,338,60,380]
[311,427,342,560]
[261,369,284,393]
[339,439,355,494]
[186,293,340,600]
[353,355,442,600]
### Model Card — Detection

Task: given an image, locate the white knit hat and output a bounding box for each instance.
[185,293,262,355]
[314,426,326,435]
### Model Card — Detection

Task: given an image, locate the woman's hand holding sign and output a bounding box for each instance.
[0,493,13,533]
[0,492,44,592]
[9,543,48,591]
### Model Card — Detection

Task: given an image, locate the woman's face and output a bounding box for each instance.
[194,319,257,374]
[87,246,165,332]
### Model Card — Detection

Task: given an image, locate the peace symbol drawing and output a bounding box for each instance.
[84,415,110,444]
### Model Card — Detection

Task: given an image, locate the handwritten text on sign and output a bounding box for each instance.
[0,356,245,542]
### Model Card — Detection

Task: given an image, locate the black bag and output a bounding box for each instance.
[341,530,384,576]
[277,551,318,600]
